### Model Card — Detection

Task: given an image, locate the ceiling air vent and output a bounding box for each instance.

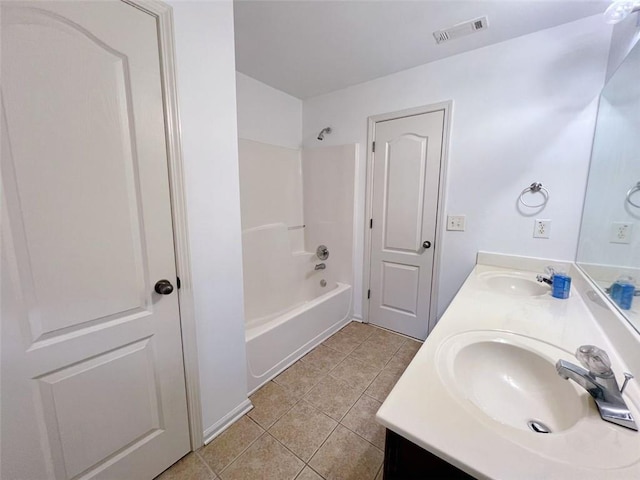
[433,16,489,45]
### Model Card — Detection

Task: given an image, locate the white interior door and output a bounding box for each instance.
[1,2,190,479]
[368,111,445,340]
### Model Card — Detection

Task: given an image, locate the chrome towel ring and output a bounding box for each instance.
[626,181,640,208]
[519,182,549,208]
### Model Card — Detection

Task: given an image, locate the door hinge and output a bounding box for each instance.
[372,141,375,153]
[176,276,181,289]
[367,289,371,299]
[370,218,373,229]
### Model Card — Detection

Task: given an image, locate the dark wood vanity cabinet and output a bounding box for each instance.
[383,429,477,479]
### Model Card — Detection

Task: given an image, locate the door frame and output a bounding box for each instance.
[362,102,453,336]
[124,0,203,449]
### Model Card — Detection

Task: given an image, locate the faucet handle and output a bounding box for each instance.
[576,345,613,376]
[545,265,556,276]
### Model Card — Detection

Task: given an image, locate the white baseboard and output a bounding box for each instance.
[202,399,253,445]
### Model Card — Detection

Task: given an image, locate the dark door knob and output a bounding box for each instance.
[422,241,432,249]
[155,279,174,295]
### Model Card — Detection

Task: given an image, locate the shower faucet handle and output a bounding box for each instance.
[316,245,329,260]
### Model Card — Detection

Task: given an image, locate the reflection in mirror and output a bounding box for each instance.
[577,39,640,333]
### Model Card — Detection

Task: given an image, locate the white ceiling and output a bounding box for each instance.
[234,0,609,99]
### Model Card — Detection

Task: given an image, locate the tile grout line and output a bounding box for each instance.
[261,430,307,477]
[250,380,311,431]
[290,398,340,459]
[214,417,266,477]
[327,357,383,397]
[300,346,351,376]
[245,381,326,478]
[362,390,384,403]
[217,429,267,478]
[259,381,339,476]
[268,416,340,478]
[306,464,327,480]
[329,326,408,456]
[338,389,385,453]
[339,413,385,454]
[307,417,383,479]
[321,333,414,401]
[194,451,219,479]
[304,420,341,478]
[315,370,368,421]
[266,395,330,450]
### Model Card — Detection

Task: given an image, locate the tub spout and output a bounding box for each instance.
[315,263,326,270]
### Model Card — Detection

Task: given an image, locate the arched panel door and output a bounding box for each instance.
[369,111,445,340]
[1,2,190,478]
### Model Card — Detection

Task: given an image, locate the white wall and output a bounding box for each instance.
[303,15,612,322]
[236,72,303,148]
[169,1,249,440]
[605,13,640,80]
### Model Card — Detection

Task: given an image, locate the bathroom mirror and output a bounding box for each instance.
[576,39,640,333]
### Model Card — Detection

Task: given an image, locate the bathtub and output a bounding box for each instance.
[245,282,352,394]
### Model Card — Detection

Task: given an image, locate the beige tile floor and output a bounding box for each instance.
[156,321,421,480]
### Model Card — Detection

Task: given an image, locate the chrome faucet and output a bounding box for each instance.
[314,263,326,270]
[536,265,555,286]
[556,345,637,431]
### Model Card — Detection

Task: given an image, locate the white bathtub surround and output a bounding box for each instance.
[238,141,357,318]
[242,225,311,322]
[238,140,305,252]
[377,252,640,479]
[239,140,357,393]
[303,144,358,290]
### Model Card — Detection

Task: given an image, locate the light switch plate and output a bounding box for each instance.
[447,215,465,231]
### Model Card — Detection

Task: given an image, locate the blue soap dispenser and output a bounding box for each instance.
[537,266,571,299]
[610,276,635,310]
[551,271,571,299]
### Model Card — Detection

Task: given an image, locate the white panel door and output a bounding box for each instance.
[369,111,445,339]
[1,2,190,479]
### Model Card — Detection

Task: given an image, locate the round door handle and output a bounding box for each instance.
[154,279,174,295]
[422,241,432,249]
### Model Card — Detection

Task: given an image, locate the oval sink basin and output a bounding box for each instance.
[479,272,549,296]
[438,332,587,433]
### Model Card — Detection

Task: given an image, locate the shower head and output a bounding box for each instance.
[317,127,332,141]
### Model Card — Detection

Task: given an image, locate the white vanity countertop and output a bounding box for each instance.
[376,255,640,479]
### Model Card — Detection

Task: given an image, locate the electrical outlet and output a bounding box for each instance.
[610,222,633,244]
[447,215,466,231]
[533,219,551,239]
